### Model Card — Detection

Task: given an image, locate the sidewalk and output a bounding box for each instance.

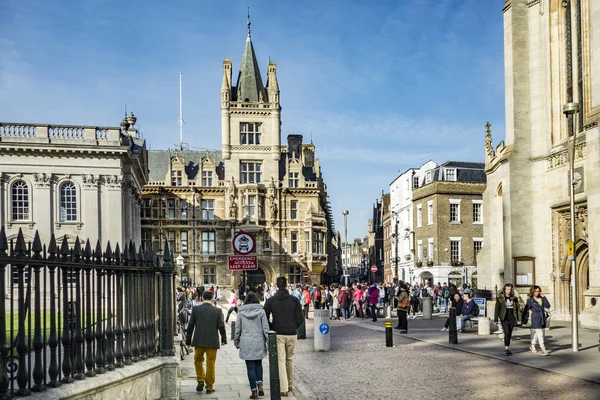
[178,302,306,399]
[352,312,600,384]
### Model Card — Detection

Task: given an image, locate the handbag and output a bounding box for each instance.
[398,297,410,310]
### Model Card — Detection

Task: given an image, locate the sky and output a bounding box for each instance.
[0,0,506,241]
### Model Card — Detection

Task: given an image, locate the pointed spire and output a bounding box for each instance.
[235,15,266,103]
[48,233,57,261]
[247,7,251,38]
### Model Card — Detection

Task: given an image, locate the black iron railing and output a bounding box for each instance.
[0,227,175,398]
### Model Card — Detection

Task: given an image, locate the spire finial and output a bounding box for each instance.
[247,7,251,38]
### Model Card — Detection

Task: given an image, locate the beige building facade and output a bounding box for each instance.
[412,162,486,286]
[479,0,600,328]
[0,115,148,254]
[140,25,333,289]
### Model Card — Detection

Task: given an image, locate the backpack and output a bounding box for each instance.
[437,288,443,298]
[421,288,429,298]
[314,290,321,302]
[300,295,306,306]
[472,301,480,317]
[443,287,450,298]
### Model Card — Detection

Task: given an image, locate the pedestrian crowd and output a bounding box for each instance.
[176,279,552,398]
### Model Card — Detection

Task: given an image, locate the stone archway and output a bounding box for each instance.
[559,239,589,313]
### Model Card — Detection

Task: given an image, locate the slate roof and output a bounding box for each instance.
[427,160,486,184]
[147,149,223,181]
[233,36,267,102]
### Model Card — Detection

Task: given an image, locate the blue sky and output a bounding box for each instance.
[0,0,505,240]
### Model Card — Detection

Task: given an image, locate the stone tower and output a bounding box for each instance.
[221,16,281,185]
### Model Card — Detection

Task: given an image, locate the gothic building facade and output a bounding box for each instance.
[479,0,600,328]
[140,23,334,289]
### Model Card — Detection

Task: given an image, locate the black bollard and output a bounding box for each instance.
[385,321,393,347]
[297,319,306,340]
[268,331,281,400]
[230,321,235,341]
[449,307,458,345]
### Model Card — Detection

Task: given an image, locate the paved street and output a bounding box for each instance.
[178,305,600,399]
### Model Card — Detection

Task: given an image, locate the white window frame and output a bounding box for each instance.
[412,175,419,189]
[416,204,422,228]
[473,237,484,258]
[59,181,78,222]
[445,168,457,181]
[449,237,462,263]
[11,180,30,221]
[427,200,433,226]
[427,238,434,262]
[425,171,433,184]
[472,200,483,224]
[417,240,423,262]
[449,199,461,224]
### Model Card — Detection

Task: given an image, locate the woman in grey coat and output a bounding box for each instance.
[234,292,269,399]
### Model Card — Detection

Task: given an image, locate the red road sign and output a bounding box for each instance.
[227,255,258,271]
[232,232,255,255]
[371,265,378,273]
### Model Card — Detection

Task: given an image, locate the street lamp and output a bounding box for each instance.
[563,101,579,352]
[176,254,185,288]
[342,210,349,285]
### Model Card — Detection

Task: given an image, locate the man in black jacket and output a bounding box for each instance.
[263,277,303,397]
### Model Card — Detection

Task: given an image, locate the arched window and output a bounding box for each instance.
[60,182,77,222]
[11,180,29,220]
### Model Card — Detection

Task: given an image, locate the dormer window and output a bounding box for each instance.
[425,171,433,184]
[288,172,299,188]
[202,170,213,186]
[240,122,262,145]
[445,168,456,181]
[171,170,183,186]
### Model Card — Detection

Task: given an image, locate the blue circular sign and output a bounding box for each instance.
[319,323,329,335]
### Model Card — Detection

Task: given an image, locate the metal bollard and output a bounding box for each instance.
[268,331,281,400]
[385,321,393,347]
[230,321,235,341]
[449,307,458,345]
[297,319,306,340]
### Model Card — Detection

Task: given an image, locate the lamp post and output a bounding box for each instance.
[563,101,579,352]
[342,210,349,285]
[176,254,185,288]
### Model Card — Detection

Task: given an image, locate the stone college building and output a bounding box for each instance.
[479,0,600,329]
[141,21,335,289]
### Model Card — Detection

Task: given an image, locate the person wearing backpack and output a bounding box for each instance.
[313,287,322,310]
[435,282,443,313]
[442,282,450,313]
[395,284,410,333]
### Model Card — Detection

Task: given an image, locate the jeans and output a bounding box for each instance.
[341,306,349,319]
[460,315,472,331]
[276,335,297,392]
[443,298,449,313]
[435,297,442,311]
[194,347,218,390]
[245,360,263,391]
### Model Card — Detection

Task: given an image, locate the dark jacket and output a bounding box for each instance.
[263,289,304,335]
[461,299,476,317]
[338,290,350,306]
[451,298,464,315]
[522,296,551,329]
[494,295,522,323]
[186,302,227,348]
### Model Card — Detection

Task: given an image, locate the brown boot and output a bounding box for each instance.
[250,389,259,399]
[257,382,264,396]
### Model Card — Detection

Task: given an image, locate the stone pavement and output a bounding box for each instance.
[178,302,308,399]
[354,311,600,384]
[177,303,600,399]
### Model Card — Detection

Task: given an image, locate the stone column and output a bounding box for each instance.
[82,174,100,245]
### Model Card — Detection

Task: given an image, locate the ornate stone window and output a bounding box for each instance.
[203,266,216,285]
[11,180,30,221]
[240,122,262,145]
[290,200,298,220]
[240,161,262,184]
[201,200,214,220]
[59,182,77,222]
[291,231,298,254]
[201,231,216,254]
[171,169,183,186]
[202,170,213,186]
[288,172,299,188]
